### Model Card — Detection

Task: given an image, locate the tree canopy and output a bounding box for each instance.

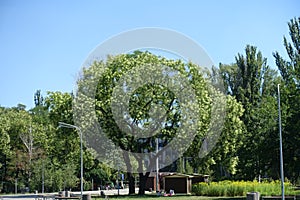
[1,16,300,194]
[75,51,234,194]
[273,17,300,182]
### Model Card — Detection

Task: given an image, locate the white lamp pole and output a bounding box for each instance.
[277,84,285,200]
[58,122,83,198]
[156,138,159,193]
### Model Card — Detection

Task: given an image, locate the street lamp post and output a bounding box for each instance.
[58,122,83,198]
[156,138,159,193]
[277,85,285,200]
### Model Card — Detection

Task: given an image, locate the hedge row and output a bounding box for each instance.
[192,180,298,196]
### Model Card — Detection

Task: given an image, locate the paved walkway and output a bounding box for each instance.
[0,188,141,200]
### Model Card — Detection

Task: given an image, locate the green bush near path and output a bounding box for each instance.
[192,180,299,197]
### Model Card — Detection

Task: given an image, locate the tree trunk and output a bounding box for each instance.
[138,172,150,195]
[127,172,135,194]
[20,127,34,191]
[123,152,135,194]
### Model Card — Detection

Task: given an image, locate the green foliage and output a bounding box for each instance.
[0,90,112,193]
[176,157,194,174]
[185,160,194,175]
[89,51,210,154]
[191,95,244,177]
[192,180,298,196]
[2,17,300,193]
[85,162,112,184]
[220,45,280,180]
[44,91,74,125]
[176,158,184,174]
[77,51,215,194]
[273,17,300,89]
[0,107,11,159]
[30,158,78,192]
[273,17,300,182]
[0,105,52,192]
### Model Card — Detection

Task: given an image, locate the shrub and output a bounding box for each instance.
[192,180,299,197]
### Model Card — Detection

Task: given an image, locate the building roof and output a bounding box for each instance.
[148,172,210,178]
[164,173,193,178]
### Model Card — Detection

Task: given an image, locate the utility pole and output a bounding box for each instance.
[156,138,159,193]
[277,84,285,200]
[42,160,44,193]
[15,178,18,194]
[117,166,120,196]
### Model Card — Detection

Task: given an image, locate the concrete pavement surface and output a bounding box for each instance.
[0,188,141,200]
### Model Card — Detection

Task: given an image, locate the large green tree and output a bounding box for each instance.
[220,45,280,180]
[1,92,82,193]
[197,95,244,177]
[0,107,12,192]
[76,51,220,194]
[0,90,116,193]
[273,17,300,182]
[0,104,50,192]
[182,79,244,179]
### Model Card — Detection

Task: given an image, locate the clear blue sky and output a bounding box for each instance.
[0,0,299,109]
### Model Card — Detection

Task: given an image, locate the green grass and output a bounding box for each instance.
[92,195,245,200]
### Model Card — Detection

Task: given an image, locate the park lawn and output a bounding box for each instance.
[92,195,246,200]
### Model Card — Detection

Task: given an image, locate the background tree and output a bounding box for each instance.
[0,107,12,192]
[273,17,300,183]
[220,45,280,180]
[44,92,82,190]
[43,91,111,192]
[187,95,244,178]
[1,91,86,193]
